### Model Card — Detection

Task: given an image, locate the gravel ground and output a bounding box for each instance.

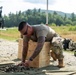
[0,39,18,63]
[0,39,76,66]
[0,39,76,75]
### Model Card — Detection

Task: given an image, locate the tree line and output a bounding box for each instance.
[3,8,76,27]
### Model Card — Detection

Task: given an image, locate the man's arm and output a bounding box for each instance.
[22,35,30,62]
[22,41,28,62]
[29,36,45,61]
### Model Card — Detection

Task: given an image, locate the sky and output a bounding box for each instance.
[0,0,76,16]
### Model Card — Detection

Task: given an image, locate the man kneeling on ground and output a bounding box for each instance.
[18,21,64,68]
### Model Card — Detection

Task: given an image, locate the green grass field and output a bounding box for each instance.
[0,27,20,41]
[0,26,76,41]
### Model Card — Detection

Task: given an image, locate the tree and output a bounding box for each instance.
[71,13,75,21]
[55,16,64,26]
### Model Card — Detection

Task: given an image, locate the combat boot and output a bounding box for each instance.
[51,51,57,61]
[58,59,65,68]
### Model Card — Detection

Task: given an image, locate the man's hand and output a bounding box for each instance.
[17,62,25,66]
[17,60,31,67]
[24,60,31,67]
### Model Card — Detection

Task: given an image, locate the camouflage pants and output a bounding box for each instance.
[51,37,64,60]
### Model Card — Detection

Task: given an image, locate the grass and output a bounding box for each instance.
[51,25,76,35]
[51,26,76,41]
[0,26,76,41]
[0,27,20,41]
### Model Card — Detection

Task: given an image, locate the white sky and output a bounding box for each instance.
[0,0,76,16]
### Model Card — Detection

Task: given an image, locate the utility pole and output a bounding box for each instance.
[46,0,48,25]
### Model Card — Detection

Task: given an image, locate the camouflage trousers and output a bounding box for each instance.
[50,37,64,60]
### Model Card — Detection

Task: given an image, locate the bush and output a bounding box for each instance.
[51,23,56,26]
[69,26,76,31]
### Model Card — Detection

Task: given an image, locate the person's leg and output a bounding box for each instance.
[51,37,64,68]
[50,38,57,61]
[57,49,64,68]
[51,51,57,61]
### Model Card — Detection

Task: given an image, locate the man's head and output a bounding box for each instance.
[18,21,26,31]
[18,21,33,37]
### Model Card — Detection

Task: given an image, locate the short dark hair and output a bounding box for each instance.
[18,21,26,31]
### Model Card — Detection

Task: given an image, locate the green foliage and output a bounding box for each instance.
[0,27,20,41]
[50,23,56,26]
[2,9,76,27]
[69,26,76,31]
[65,24,71,26]
[0,26,76,41]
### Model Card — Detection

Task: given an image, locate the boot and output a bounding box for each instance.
[51,51,57,61]
[58,59,65,68]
